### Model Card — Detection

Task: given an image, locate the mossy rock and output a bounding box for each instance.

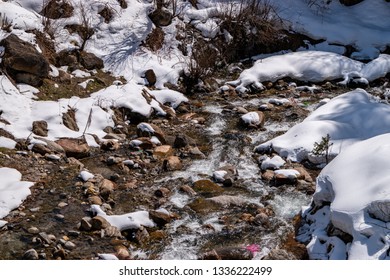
[193,179,224,196]
[187,198,221,215]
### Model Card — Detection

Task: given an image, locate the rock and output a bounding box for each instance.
[88,195,103,205]
[144,69,157,86]
[57,202,68,208]
[273,169,300,186]
[263,249,296,260]
[187,198,221,214]
[154,145,173,159]
[55,214,65,221]
[79,217,93,231]
[40,0,74,19]
[137,122,166,143]
[62,109,79,131]
[100,140,120,151]
[179,185,197,196]
[64,241,76,250]
[106,156,123,165]
[98,179,115,199]
[135,226,150,244]
[115,245,131,260]
[260,155,286,170]
[38,232,53,245]
[189,146,206,159]
[32,121,48,137]
[293,167,313,183]
[339,0,364,6]
[367,200,390,222]
[213,165,238,186]
[104,226,122,237]
[149,210,172,227]
[31,143,52,155]
[118,0,128,9]
[91,216,111,230]
[154,187,170,198]
[173,134,196,148]
[201,247,253,260]
[98,6,113,23]
[23,249,39,260]
[239,111,265,128]
[261,170,275,181]
[148,8,173,27]
[254,212,269,226]
[80,51,104,70]
[0,34,50,86]
[163,156,182,171]
[236,106,248,114]
[34,138,66,154]
[193,179,224,196]
[56,49,78,68]
[56,137,90,158]
[27,227,40,234]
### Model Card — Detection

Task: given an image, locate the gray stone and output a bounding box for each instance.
[23,249,39,260]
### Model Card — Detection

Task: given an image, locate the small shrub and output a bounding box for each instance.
[312,133,333,164]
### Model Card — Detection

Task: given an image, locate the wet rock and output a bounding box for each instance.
[148,8,173,27]
[163,156,182,171]
[91,216,111,230]
[149,210,172,227]
[189,146,206,159]
[179,185,197,196]
[207,195,247,207]
[201,247,253,260]
[236,106,248,114]
[154,145,173,159]
[193,179,224,196]
[23,249,39,260]
[32,121,48,137]
[154,187,170,198]
[187,198,220,214]
[56,137,90,158]
[135,226,150,244]
[173,134,196,148]
[213,165,238,186]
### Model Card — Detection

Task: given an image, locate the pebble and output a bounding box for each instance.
[57,202,68,208]
[27,226,40,234]
[55,214,65,221]
[64,241,76,250]
[23,249,39,260]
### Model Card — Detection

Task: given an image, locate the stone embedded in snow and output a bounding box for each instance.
[79,170,94,182]
[260,155,286,170]
[0,167,34,227]
[298,133,390,260]
[256,89,390,162]
[90,205,155,231]
[240,111,265,128]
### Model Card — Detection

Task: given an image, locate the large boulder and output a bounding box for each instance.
[0,34,50,86]
[40,0,74,19]
[55,137,90,158]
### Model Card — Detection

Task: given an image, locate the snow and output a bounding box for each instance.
[0,137,16,149]
[298,133,390,260]
[213,170,227,182]
[260,155,285,170]
[241,112,260,126]
[149,89,188,109]
[256,89,390,163]
[230,51,390,92]
[90,204,155,231]
[274,169,300,179]
[137,122,155,134]
[0,167,34,227]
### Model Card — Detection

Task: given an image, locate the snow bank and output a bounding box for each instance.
[90,205,155,231]
[230,51,390,92]
[0,168,34,227]
[298,133,390,260]
[0,75,187,141]
[256,89,390,162]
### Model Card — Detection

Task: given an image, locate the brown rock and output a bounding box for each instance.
[261,170,275,181]
[144,69,157,86]
[0,34,50,86]
[62,109,79,131]
[80,51,104,70]
[135,226,150,244]
[40,0,74,19]
[154,187,170,198]
[193,179,224,196]
[189,146,206,159]
[100,140,120,151]
[32,120,48,137]
[79,217,93,231]
[202,247,253,260]
[154,145,173,158]
[56,137,90,158]
[88,195,103,205]
[293,167,313,183]
[115,245,131,260]
[91,216,111,230]
[98,179,115,200]
[137,122,166,143]
[239,111,265,128]
[149,210,172,227]
[148,8,173,27]
[163,156,182,171]
[179,185,197,196]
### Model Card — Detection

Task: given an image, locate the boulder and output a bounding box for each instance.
[91,216,111,230]
[163,156,182,171]
[213,165,238,186]
[56,137,90,158]
[32,121,48,137]
[62,109,79,131]
[40,0,74,19]
[144,69,157,86]
[79,51,104,70]
[154,145,173,159]
[0,34,50,86]
[149,210,172,227]
[148,8,173,27]
[193,179,224,196]
[239,111,265,128]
